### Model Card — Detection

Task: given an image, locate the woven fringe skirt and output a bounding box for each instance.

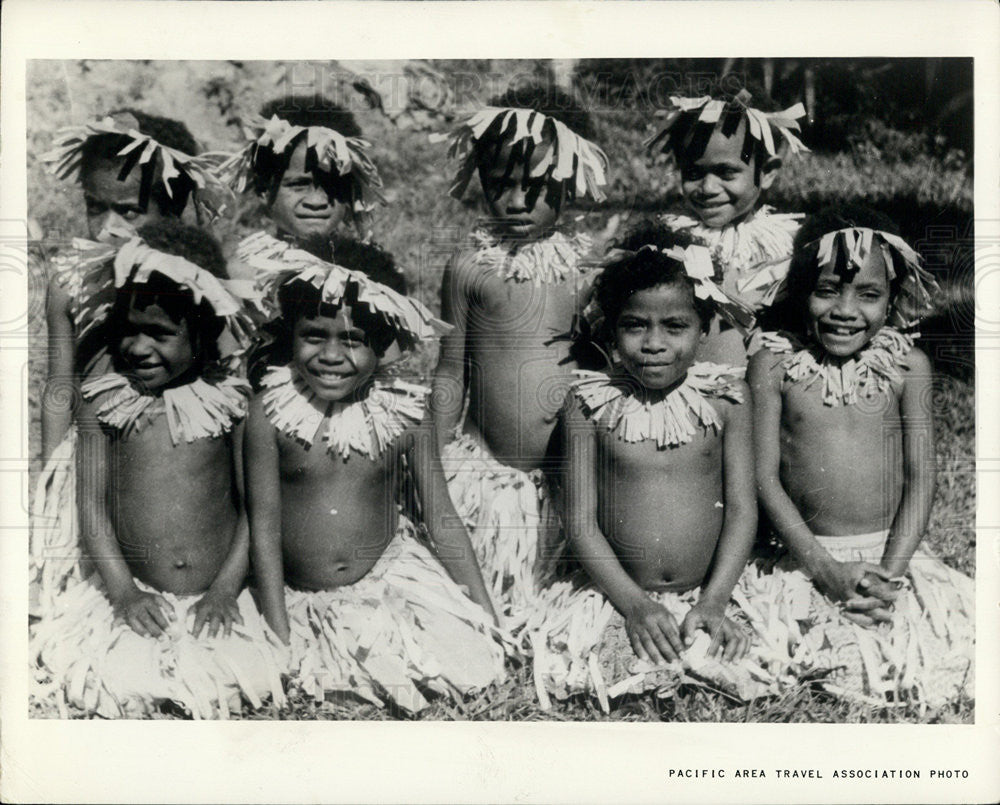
[285,516,506,714]
[735,531,975,708]
[440,433,558,628]
[524,576,793,713]
[30,432,287,720]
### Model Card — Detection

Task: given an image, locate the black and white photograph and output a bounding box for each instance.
[2,1,998,803]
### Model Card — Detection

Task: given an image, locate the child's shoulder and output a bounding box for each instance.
[897,342,931,377]
[690,362,748,417]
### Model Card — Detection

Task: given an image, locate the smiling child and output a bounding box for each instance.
[647,80,810,365]
[244,242,503,714]
[32,220,283,719]
[39,110,228,461]
[744,205,974,707]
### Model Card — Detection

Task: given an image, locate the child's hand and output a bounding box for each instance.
[814,558,890,604]
[856,571,899,604]
[681,602,750,663]
[190,590,244,639]
[625,597,685,665]
[113,588,175,638]
[842,572,899,626]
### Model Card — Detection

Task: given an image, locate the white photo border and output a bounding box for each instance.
[1,1,998,803]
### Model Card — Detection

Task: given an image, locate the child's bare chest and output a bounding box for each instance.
[599,426,722,477]
[782,383,902,437]
[114,416,231,476]
[470,272,584,337]
[277,431,396,488]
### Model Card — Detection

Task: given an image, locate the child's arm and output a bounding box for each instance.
[748,350,893,622]
[881,348,936,576]
[244,396,290,642]
[681,387,755,662]
[190,421,250,639]
[407,412,498,624]
[41,279,76,462]
[562,396,685,664]
[76,406,176,637]
[431,253,471,452]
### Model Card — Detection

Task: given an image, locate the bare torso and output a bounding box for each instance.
[779,381,904,536]
[595,412,728,592]
[276,428,401,590]
[109,415,239,595]
[463,263,588,471]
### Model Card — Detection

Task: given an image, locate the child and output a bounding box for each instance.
[745,205,974,707]
[244,243,504,714]
[431,84,609,622]
[527,223,786,711]
[31,220,283,719]
[39,110,227,461]
[647,80,809,365]
[217,94,384,261]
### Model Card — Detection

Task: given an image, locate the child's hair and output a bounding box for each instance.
[251,95,362,198]
[110,219,229,365]
[331,235,407,295]
[79,109,200,216]
[594,220,714,337]
[766,203,906,336]
[662,78,781,182]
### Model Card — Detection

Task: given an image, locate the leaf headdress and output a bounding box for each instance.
[40,112,231,222]
[214,114,386,214]
[811,227,939,329]
[235,232,449,354]
[646,89,810,162]
[432,107,610,203]
[62,235,255,368]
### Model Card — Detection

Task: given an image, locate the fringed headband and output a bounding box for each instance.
[214,114,386,214]
[432,107,610,202]
[646,90,809,160]
[241,234,449,352]
[40,113,230,222]
[69,236,255,364]
[583,243,756,337]
[812,227,939,328]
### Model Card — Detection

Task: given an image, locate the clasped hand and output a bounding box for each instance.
[814,559,898,627]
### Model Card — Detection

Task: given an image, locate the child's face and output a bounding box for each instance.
[614,283,705,391]
[480,138,563,240]
[679,120,779,229]
[81,159,163,240]
[116,298,196,391]
[806,248,891,358]
[266,141,348,244]
[291,306,379,402]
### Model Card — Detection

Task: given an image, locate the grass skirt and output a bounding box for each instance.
[440,433,557,627]
[285,516,506,714]
[736,531,974,708]
[525,575,793,713]
[30,432,287,719]
[30,430,81,618]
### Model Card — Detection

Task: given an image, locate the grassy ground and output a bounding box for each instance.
[26,60,976,723]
